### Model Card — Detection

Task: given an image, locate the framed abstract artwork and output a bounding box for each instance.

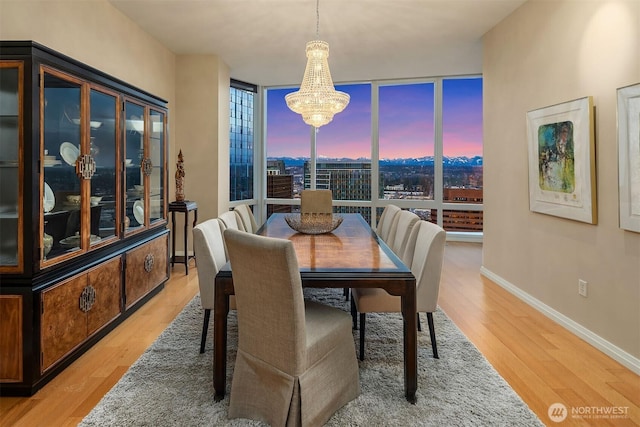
[526,96,596,223]
[617,83,640,233]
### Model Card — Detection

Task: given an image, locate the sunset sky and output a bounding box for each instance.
[266,78,483,159]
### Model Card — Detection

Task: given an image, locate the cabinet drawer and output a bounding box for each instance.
[40,256,123,373]
[125,234,168,309]
[41,275,88,372]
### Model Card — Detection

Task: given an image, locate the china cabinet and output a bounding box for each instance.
[0,41,169,395]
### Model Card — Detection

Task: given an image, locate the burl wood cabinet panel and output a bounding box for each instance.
[125,235,168,310]
[0,295,23,382]
[40,257,122,373]
[87,257,122,336]
[41,275,88,372]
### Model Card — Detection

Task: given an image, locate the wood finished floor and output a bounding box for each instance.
[1,242,638,426]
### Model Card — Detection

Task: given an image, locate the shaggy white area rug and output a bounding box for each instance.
[80,288,543,426]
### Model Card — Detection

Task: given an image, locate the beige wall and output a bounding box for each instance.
[174,55,230,251]
[483,0,640,366]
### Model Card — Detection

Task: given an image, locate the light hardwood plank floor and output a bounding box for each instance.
[1,242,638,426]
[438,243,639,427]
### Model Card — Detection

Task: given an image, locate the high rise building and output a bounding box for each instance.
[266,160,294,215]
[303,161,371,201]
[229,81,256,201]
[302,161,372,222]
[266,159,287,176]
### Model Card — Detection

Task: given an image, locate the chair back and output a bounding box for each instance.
[404,220,446,313]
[388,210,420,256]
[219,210,246,231]
[223,229,307,374]
[300,189,333,214]
[192,219,227,310]
[377,204,401,242]
[234,204,259,233]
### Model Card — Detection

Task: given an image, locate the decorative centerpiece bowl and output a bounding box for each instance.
[284,213,343,235]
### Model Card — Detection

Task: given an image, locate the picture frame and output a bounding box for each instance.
[617,83,640,233]
[526,96,596,224]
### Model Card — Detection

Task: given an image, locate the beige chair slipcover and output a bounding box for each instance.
[192,218,232,353]
[387,209,420,259]
[352,220,446,360]
[233,203,260,233]
[219,210,246,232]
[223,229,360,426]
[377,204,401,244]
[300,189,333,214]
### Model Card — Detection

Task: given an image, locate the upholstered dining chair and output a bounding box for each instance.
[387,209,420,259]
[234,203,259,233]
[299,189,349,300]
[218,210,246,232]
[376,204,401,243]
[300,189,333,214]
[192,218,229,353]
[223,229,360,426]
[351,220,446,360]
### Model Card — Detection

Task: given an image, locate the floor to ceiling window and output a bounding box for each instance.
[441,78,483,232]
[261,76,483,237]
[379,82,435,200]
[229,79,256,202]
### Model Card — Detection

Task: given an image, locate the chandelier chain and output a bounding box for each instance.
[316,0,320,39]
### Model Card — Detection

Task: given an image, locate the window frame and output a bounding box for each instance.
[253,75,483,242]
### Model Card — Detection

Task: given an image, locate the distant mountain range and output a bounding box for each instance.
[267,156,483,167]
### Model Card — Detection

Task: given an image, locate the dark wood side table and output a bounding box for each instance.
[169,200,198,274]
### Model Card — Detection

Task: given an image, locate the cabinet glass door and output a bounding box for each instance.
[0,62,23,272]
[89,88,119,245]
[124,100,145,233]
[149,109,165,224]
[42,70,83,261]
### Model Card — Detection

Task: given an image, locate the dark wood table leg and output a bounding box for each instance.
[189,208,198,271]
[171,211,176,268]
[213,277,230,402]
[402,281,418,404]
[183,211,189,274]
[192,208,198,229]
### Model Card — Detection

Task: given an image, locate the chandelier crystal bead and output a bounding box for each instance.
[285,2,349,128]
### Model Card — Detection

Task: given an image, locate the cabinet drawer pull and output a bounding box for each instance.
[144,253,154,272]
[142,158,153,177]
[76,154,96,179]
[79,285,96,312]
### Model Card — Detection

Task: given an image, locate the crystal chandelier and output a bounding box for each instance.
[285,0,350,128]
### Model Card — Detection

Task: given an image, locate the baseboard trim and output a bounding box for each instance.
[480,266,640,375]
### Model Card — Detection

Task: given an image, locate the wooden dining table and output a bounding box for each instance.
[213,213,419,403]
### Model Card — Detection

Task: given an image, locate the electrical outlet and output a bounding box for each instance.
[578,279,588,297]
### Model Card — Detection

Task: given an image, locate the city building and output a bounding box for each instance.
[303,161,371,201]
[229,81,255,202]
[266,174,294,215]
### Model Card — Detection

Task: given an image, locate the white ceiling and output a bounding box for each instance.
[109,0,526,87]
